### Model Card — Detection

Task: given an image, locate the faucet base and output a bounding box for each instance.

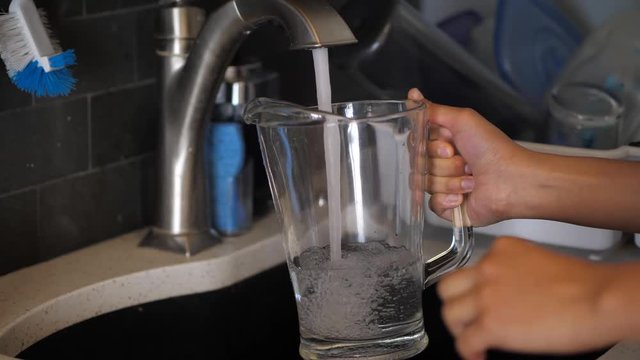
[140,227,220,257]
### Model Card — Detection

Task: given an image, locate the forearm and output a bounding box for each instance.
[508,151,640,233]
[599,262,640,344]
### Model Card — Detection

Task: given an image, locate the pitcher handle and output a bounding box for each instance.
[424,200,474,287]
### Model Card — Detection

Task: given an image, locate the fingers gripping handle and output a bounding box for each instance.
[424,199,474,287]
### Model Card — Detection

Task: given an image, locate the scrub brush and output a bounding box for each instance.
[0,0,76,97]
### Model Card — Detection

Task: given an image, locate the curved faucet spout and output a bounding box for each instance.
[236,0,358,49]
[142,0,357,256]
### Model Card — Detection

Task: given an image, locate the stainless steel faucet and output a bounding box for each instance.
[142,0,357,256]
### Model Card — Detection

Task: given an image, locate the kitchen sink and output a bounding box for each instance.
[18,264,608,360]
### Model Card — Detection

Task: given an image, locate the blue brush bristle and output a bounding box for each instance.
[48,49,76,69]
[10,49,77,97]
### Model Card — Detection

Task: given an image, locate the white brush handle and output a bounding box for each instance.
[10,0,55,69]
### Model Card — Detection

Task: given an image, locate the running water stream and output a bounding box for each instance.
[312,47,342,262]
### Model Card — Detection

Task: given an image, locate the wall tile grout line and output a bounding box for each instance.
[67,4,161,21]
[13,80,157,115]
[89,79,157,98]
[35,186,41,240]
[0,187,41,201]
[87,94,93,170]
[132,12,139,82]
[0,153,154,201]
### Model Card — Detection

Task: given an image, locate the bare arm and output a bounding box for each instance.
[511,152,640,233]
[438,237,640,360]
[407,88,640,233]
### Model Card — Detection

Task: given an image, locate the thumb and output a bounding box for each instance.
[408,88,479,138]
[408,88,426,102]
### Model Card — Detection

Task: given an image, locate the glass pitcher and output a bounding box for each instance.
[244,98,473,359]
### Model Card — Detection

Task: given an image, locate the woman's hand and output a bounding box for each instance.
[438,237,620,360]
[408,88,529,226]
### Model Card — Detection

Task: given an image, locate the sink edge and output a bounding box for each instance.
[0,216,285,357]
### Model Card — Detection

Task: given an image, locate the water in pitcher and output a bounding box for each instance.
[291,240,424,342]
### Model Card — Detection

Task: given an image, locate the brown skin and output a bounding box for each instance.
[408,88,640,360]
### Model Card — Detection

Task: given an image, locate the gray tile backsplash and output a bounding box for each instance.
[0,99,89,194]
[56,12,138,96]
[0,0,161,275]
[91,82,158,167]
[134,8,159,81]
[38,158,151,259]
[0,72,33,112]
[85,0,158,15]
[46,0,84,19]
[84,0,120,14]
[0,191,38,275]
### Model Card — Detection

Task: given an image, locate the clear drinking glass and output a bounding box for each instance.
[547,83,623,149]
[244,98,473,360]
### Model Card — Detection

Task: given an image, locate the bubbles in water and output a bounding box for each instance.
[291,241,423,341]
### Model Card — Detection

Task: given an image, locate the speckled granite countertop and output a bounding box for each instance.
[0,213,638,359]
[0,214,284,357]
